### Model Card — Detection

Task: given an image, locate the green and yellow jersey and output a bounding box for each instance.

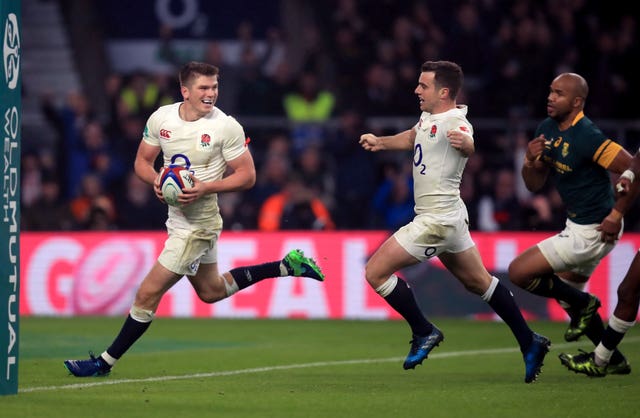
[536,111,622,224]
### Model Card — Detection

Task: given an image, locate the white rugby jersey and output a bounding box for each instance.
[412,105,473,215]
[143,102,247,227]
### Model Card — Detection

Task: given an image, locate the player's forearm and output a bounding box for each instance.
[205,169,256,194]
[134,158,161,185]
[613,175,640,217]
[521,159,549,192]
[380,130,414,151]
[614,150,640,216]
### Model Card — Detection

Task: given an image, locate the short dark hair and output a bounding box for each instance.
[179,61,219,87]
[420,61,463,99]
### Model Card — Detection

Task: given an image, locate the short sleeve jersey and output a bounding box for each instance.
[536,112,621,224]
[143,102,247,228]
[412,105,473,215]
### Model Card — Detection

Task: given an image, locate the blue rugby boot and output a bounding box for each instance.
[403,326,444,370]
[523,332,550,383]
[282,249,325,281]
[64,352,111,377]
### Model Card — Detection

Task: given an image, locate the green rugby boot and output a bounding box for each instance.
[559,350,606,377]
[282,249,325,281]
[564,295,601,342]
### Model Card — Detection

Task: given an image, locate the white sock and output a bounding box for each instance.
[224,277,240,297]
[279,263,289,276]
[593,315,635,366]
[594,344,612,366]
[480,276,499,302]
[375,275,398,298]
[609,315,635,334]
[101,351,117,367]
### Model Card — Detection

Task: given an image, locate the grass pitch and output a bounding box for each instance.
[6,317,640,417]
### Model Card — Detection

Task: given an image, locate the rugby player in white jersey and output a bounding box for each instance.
[359,60,550,383]
[64,61,324,377]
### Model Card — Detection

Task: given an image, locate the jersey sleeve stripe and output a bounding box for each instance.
[593,139,622,168]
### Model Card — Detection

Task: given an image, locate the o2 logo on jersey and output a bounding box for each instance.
[414,143,426,175]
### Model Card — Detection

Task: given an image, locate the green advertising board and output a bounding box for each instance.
[1,0,20,396]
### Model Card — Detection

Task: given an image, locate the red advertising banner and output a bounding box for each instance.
[19,231,640,320]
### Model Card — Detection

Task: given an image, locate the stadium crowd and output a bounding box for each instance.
[21,0,640,232]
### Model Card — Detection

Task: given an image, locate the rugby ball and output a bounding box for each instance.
[160,154,194,207]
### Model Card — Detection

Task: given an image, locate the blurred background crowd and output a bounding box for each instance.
[20,0,640,233]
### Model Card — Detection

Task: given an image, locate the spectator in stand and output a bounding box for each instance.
[490,16,554,119]
[103,72,125,138]
[235,45,275,116]
[258,172,335,231]
[115,171,166,230]
[21,151,43,208]
[477,168,524,231]
[70,172,117,229]
[250,136,292,208]
[40,90,95,199]
[328,23,370,111]
[283,71,336,152]
[236,27,292,118]
[326,109,377,229]
[388,15,420,70]
[261,60,293,117]
[295,144,335,210]
[283,71,335,120]
[297,23,335,87]
[522,192,565,232]
[217,190,258,231]
[22,173,76,231]
[118,70,174,121]
[371,162,414,231]
[361,63,398,116]
[446,2,490,112]
[261,27,289,79]
[113,115,147,172]
[71,121,126,197]
[84,205,118,231]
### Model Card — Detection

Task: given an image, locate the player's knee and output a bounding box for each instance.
[195,288,225,304]
[363,264,385,288]
[134,287,163,309]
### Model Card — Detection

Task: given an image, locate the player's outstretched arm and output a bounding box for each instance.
[359,129,415,152]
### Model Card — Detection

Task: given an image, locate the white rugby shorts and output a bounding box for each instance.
[394,201,475,261]
[158,222,220,276]
[537,218,621,277]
